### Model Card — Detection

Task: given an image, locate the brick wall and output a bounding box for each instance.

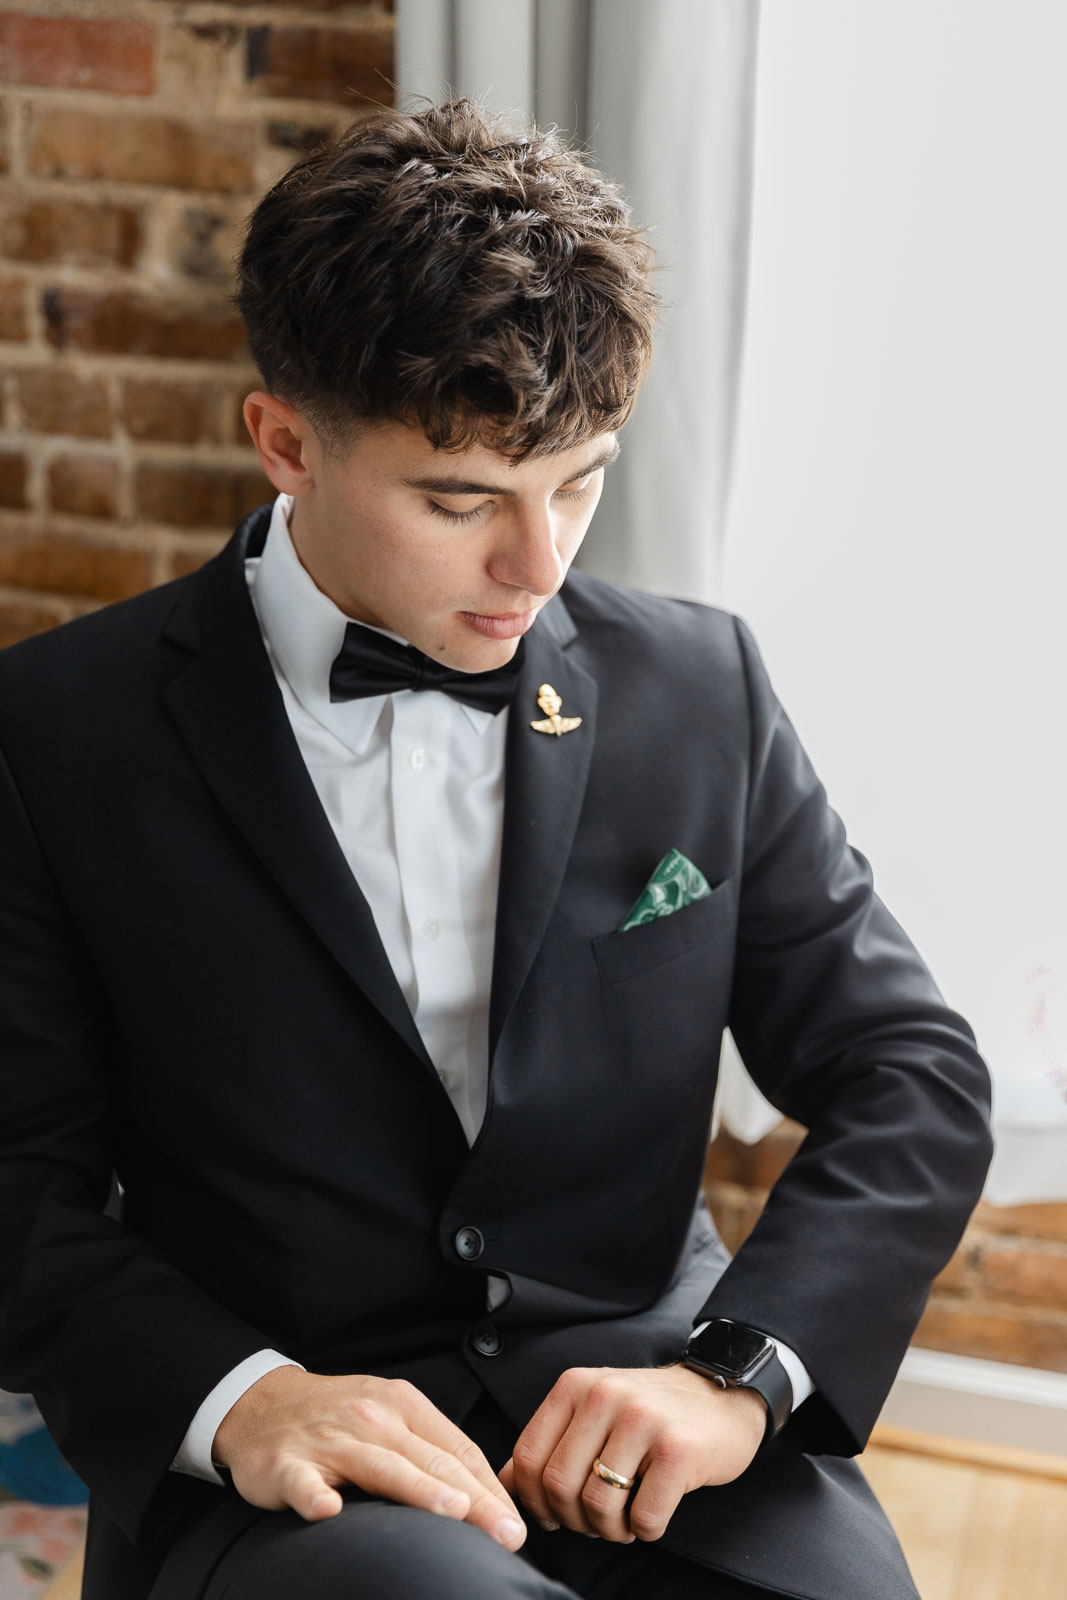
[705,1124,1067,1374]
[0,0,394,648]
[3,3,1062,1381]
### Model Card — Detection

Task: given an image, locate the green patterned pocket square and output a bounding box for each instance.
[618,847,712,931]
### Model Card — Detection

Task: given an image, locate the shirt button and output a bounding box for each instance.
[438,1069,452,1091]
[423,917,440,940]
[470,1327,502,1357]
[408,748,426,770]
[453,1226,484,1261]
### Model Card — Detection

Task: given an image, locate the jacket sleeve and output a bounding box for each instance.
[0,740,270,1544]
[694,617,993,1456]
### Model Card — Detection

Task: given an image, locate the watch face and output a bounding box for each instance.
[693,1320,772,1379]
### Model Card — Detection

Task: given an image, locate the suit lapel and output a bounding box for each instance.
[489,595,598,1059]
[160,507,434,1073]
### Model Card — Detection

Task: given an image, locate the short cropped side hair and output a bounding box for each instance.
[236,98,659,458]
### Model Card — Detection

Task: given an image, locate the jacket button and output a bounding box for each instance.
[471,1327,502,1357]
[453,1226,485,1261]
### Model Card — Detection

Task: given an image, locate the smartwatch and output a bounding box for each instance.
[683,1318,793,1442]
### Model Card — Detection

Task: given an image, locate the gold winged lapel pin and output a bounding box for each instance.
[530,683,582,736]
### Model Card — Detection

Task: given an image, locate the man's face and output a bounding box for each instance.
[286,417,618,672]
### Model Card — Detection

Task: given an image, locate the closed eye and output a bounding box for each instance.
[427,476,598,526]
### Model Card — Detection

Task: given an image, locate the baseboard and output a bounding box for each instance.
[877,1346,1067,1460]
[869,1422,1067,1480]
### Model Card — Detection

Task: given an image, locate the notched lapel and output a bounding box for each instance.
[160,512,433,1074]
[489,593,597,1060]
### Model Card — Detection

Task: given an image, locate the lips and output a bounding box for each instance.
[459,609,539,640]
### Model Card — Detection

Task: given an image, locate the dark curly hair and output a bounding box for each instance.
[235,98,660,459]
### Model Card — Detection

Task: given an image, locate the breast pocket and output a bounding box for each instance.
[592,878,736,986]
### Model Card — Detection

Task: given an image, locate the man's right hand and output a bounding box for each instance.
[212,1366,528,1551]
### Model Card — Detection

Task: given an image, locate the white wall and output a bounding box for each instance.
[725,2,1067,1173]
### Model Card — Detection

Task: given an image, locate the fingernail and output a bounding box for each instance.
[538,1517,560,1532]
[496,1517,525,1547]
[437,1488,465,1513]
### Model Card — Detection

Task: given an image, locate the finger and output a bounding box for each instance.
[394,1386,522,1518]
[625,1446,691,1544]
[500,1458,559,1532]
[315,1438,481,1528]
[514,1372,606,1538]
[579,1416,651,1544]
[271,1458,345,1522]
[396,1429,527,1549]
[541,1378,642,1540]
[510,1379,581,1531]
[333,1401,525,1550]
[331,1385,524,1539]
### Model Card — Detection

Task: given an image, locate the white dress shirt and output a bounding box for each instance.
[173,495,811,1481]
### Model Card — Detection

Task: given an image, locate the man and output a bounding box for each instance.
[0,100,991,1599]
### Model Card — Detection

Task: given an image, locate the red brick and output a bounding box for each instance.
[48,455,120,520]
[705,1124,806,1192]
[703,1181,766,1255]
[973,1200,1067,1246]
[0,278,28,342]
[0,198,142,270]
[122,379,227,446]
[0,526,150,602]
[135,462,271,528]
[27,108,257,193]
[915,1300,1067,1373]
[175,205,244,287]
[0,592,69,649]
[0,451,28,509]
[0,101,9,176]
[933,1241,978,1295]
[44,289,248,363]
[245,23,394,106]
[232,390,256,448]
[267,120,336,154]
[165,534,229,580]
[18,369,113,438]
[185,0,385,8]
[0,14,154,95]
[977,1241,1067,1311]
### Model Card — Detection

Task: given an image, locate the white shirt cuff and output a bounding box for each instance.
[170,1349,305,1484]
[689,1322,814,1412]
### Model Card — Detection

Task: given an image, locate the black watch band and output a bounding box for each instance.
[682,1318,793,1442]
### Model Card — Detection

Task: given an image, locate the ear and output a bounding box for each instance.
[242,392,317,496]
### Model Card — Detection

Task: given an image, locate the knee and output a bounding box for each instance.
[211,1503,566,1600]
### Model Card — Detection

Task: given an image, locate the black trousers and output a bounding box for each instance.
[175,1393,777,1600]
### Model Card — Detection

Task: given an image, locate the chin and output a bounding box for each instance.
[449,638,521,674]
[420,619,520,671]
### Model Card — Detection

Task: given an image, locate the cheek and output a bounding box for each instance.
[563,501,600,557]
[379,515,459,597]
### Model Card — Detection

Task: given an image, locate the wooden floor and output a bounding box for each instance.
[861,1428,1067,1600]
[38,1432,1067,1600]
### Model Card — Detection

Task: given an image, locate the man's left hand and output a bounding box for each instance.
[498,1364,766,1544]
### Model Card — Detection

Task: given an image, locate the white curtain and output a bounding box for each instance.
[396,0,779,1143]
[396,0,760,604]
[725,1,1067,1201]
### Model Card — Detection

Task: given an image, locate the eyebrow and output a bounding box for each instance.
[402,440,621,497]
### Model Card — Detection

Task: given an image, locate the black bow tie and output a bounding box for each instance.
[329,624,524,715]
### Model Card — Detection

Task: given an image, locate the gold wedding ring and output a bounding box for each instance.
[592,1456,636,1492]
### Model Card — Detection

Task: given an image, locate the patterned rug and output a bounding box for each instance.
[0,1395,86,1599]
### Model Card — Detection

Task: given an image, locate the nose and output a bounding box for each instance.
[488,503,565,600]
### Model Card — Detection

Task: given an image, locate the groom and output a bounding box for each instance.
[0,100,992,1599]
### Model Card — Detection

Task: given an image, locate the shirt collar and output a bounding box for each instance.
[247,494,494,753]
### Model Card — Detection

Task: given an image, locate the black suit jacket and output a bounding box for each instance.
[0,505,992,1599]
